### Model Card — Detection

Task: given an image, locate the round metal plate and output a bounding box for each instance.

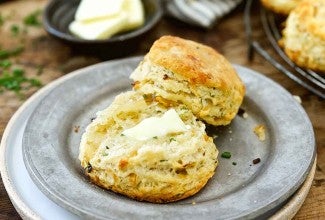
[22,57,315,219]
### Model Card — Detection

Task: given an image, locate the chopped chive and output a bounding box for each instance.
[28,78,42,87]
[0,68,42,97]
[153,136,158,139]
[12,68,24,77]
[221,151,231,159]
[170,137,176,142]
[0,50,10,59]
[0,13,4,26]
[0,60,12,69]
[0,46,24,59]
[10,24,20,36]
[232,162,237,165]
[24,10,42,26]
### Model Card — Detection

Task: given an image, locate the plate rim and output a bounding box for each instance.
[18,57,317,219]
[0,75,316,220]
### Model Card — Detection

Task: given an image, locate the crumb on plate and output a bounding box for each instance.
[253,124,266,141]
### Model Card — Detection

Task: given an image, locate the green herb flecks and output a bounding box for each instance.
[10,24,20,36]
[0,50,9,59]
[170,137,176,142]
[232,162,237,165]
[0,60,12,69]
[221,151,231,159]
[0,68,42,97]
[142,94,148,99]
[0,46,24,59]
[0,13,4,26]
[24,10,42,26]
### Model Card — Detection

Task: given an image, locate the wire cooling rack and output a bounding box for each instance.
[244,0,325,99]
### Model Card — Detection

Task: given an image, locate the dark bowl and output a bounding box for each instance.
[43,0,163,59]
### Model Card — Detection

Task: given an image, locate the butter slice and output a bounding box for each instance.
[75,0,125,22]
[122,0,145,31]
[69,12,128,40]
[122,109,188,141]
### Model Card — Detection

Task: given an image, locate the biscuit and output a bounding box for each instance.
[261,0,302,15]
[130,36,245,126]
[280,0,325,72]
[79,91,218,203]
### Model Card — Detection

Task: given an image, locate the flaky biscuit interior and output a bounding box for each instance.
[79,91,218,203]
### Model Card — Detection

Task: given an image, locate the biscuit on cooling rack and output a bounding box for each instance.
[79,91,218,203]
[280,0,325,72]
[261,0,302,15]
[131,36,245,126]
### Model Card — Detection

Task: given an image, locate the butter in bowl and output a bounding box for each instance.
[69,0,145,40]
[43,0,162,59]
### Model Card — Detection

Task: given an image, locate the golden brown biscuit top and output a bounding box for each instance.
[294,0,325,40]
[147,36,245,93]
[261,0,302,15]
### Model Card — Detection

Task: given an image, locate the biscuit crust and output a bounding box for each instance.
[131,36,245,126]
[148,36,244,93]
[261,0,302,15]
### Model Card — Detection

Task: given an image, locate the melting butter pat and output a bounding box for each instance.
[69,13,128,40]
[123,0,145,30]
[75,0,125,22]
[122,109,188,141]
[69,0,144,40]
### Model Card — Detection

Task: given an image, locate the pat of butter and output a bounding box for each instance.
[69,13,128,40]
[122,109,188,141]
[70,0,144,40]
[123,0,145,30]
[75,0,125,22]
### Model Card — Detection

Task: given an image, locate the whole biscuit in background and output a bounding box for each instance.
[280,0,325,72]
[79,91,218,203]
[261,0,302,15]
[131,36,245,126]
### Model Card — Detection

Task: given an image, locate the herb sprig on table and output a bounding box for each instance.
[0,46,24,59]
[0,68,41,95]
[0,9,45,98]
[1,9,43,38]
[0,46,42,98]
[24,10,42,27]
[0,13,4,26]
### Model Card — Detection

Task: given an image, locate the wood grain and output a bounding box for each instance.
[0,1,324,219]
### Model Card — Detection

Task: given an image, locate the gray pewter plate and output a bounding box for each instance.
[22,57,315,220]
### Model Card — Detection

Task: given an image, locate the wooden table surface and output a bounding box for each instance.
[0,0,324,219]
